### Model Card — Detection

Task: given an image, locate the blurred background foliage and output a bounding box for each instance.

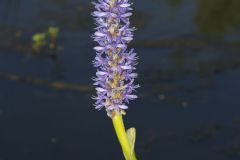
[196,0,240,36]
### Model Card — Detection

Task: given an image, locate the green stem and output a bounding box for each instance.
[112,112,137,160]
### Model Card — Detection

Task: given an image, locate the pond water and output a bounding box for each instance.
[0,0,240,160]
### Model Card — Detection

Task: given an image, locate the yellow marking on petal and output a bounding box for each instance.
[109,0,117,8]
[113,53,119,61]
[112,73,121,88]
[112,91,122,100]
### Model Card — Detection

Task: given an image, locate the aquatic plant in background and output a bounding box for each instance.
[32,26,60,53]
[92,0,139,159]
[32,32,47,52]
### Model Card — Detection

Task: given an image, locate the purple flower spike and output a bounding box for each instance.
[92,0,139,116]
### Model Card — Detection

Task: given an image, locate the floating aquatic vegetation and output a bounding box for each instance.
[32,26,60,53]
[32,32,47,52]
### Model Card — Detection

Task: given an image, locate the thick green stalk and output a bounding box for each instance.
[112,112,137,160]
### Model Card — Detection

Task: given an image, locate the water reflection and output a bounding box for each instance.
[0,71,92,92]
[44,0,67,5]
[0,0,21,25]
[165,0,183,7]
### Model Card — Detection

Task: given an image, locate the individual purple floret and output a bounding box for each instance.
[92,0,139,116]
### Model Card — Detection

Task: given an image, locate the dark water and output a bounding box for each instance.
[1,0,240,159]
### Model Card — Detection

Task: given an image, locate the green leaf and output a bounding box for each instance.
[48,26,60,39]
[32,33,46,42]
[126,128,136,160]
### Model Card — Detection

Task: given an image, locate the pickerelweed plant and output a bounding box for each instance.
[92,0,139,159]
